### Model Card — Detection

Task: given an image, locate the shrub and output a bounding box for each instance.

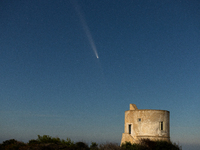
[90,142,99,150]
[75,141,89,150]
[121,141,145,150]
[139,138,155,150]
[155,140,182,150]
[121,139,182,150]
[99,142,120,150]
[1,139,26,150]
[36,135,61,144]
[2,139,18,145]
[61,138,74,147]
[0,136,182,150]
[28,139,40,145]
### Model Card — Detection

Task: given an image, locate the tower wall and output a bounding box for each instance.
[121,104,170,145]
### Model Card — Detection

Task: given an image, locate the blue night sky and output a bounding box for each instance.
[1,0,200,149]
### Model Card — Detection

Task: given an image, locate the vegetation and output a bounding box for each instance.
[0,135,181,150]
[121,139,181,150]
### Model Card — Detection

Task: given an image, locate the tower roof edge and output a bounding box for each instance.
[130,104,138,110]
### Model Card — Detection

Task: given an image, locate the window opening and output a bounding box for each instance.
[129,124,131,134]
[160,121,164,130]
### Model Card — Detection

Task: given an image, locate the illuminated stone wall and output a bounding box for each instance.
[121,104,170,144]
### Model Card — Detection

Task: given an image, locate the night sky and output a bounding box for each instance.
[1,0,200,149]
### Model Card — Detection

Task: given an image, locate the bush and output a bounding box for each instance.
[1,139,26,150]
[0,136,182,150]
[121,139,182,150]
[99,142,121,150]
[61,138,74,147]
[121,141,146,150]
[90,142,99,150]
[28,139,40,145]
[2,139,18,145]
[140,138,156,150]
[36,135,62,144]
[155,140,182,150]
[75,141,89,150]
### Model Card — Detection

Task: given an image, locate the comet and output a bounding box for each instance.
[73,1,99,59]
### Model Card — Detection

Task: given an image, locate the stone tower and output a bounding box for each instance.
[121,104,170,144]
